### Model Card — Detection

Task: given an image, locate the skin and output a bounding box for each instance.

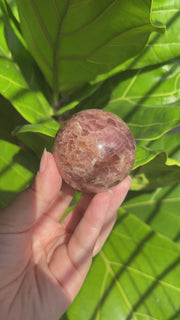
[0,149,131,320]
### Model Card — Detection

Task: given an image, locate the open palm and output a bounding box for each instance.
[0,150,131,320]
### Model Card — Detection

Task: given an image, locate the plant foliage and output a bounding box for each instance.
[0,0,180,319]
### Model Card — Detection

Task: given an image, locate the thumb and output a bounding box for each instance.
[1,149,62,232]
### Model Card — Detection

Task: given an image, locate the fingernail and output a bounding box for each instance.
[39,148,48,173]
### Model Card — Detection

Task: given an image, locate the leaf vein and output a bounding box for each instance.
[128,120,180,128]
[0,45,10,57]
[70,0,88,8]
[58,23,153,61]
[152,9,180,13]
[0,74,26,89]
[34,93,52,116]
[121,70,141,98]
[61,0,118,37]
[112,230,180,255]
[53,0,71,96]
[0,154,28,179]
[101,252,138,320]
[96,270,109,320]
[123,198,180,210]
[14,102,48,118]
[108,261,180,293]
[29,0,53,47]
[146,43,180,47]
[135,311,159,320]
[110,88,180,103]
[52,0,60,19]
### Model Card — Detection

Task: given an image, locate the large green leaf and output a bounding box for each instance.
[16,0,160,94]
[145,0,180,65]
[14,118,59,138]
[73,57,180,141]
[94,0,179,83]
[13,119,59,156]
[132,152,180,190]
[0,94,25,143]
[0,4,53,123]
[132,130,180,190]
[128,131,180,241]
[0,139,37,209]
[133,146,162,170]
[66,210,180,320]
[124,183,180,244]
[146,131,180,163]
[15,132,54,158]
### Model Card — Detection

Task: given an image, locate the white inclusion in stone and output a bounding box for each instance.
[97,144,104,150]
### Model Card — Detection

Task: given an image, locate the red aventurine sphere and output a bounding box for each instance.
[53,109,136,193]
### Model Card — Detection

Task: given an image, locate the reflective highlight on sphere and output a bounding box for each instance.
[53,109,136,193]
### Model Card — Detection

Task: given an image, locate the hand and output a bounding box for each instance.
[0,149,131,320]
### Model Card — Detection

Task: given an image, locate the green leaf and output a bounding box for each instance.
[132,152,180,190]
[16,0,160,94]
[73,57,180,141]
[123,184,180,244]
[0,94,25,143]
[0,5,53,123]
[145,0,180,66]
[0,139,38,209]
[13,119,59,156]
[66,210,180,320]
[93,0,179,83]
[134,129,180,169]
[15,132,54,158]
[55,81,103,117]
[14,118,59,138]
[146,131,180,163]
[3,0,21,33]
[133,146,160,170]
[132,130,180,190]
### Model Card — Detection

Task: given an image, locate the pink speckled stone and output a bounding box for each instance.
[53,109,136,193]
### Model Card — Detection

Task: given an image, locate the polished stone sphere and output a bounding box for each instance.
[53,109,136,193]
